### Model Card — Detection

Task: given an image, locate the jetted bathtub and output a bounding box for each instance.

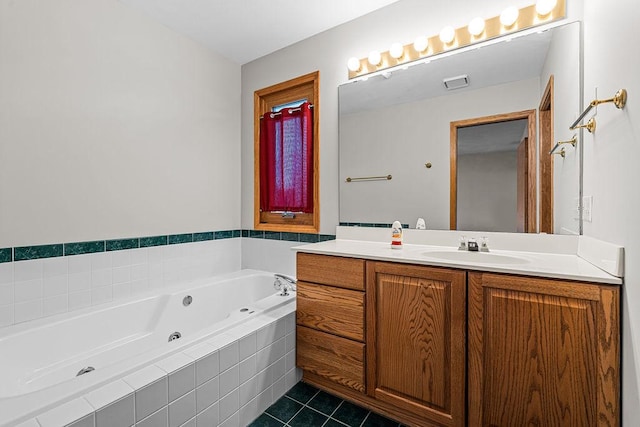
[0,269,296,426]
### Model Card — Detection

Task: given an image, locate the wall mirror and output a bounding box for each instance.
[339,21,582,234]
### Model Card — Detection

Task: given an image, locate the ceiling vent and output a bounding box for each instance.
[443,74,469,90]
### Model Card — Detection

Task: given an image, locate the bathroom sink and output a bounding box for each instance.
[420,250,530,265]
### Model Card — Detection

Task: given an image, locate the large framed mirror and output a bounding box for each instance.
[338,21,582,234]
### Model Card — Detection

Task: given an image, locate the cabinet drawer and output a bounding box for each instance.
[297,325,365,393]
[297,253,365,290]
[297,282,365,342]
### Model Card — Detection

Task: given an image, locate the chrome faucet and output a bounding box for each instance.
[458,236,489,252]
[274,274,297,296]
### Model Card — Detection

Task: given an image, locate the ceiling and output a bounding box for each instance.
[118,0,401,64]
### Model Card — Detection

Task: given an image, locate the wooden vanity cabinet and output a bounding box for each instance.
[367,261,467,427]
[468,272,620,427]
[295,253,620,427]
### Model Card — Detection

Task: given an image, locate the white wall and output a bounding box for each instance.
[582,0,640,423]
[0,0,241,247]
[540,22,582,235]
[458,150,518,232]
[339,78,538,229]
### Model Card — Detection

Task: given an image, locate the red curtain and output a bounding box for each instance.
[260,102,313,213]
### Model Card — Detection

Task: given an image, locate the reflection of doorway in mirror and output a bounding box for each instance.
[539,76,555,234]
[450,110,537,233]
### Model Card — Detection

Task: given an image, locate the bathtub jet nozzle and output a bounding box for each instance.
[168,332,182,342]
[76,366,95,376]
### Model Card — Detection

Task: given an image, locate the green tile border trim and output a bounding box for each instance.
[3,229,335,262]
[106,238,139,252]
[0,248,12,263]
[14,244,64,261]
[168,234,193,245]
[64,241,105,256]
[139,236,168,248]
[193,232,214,242]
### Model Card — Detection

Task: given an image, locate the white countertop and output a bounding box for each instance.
[293,239,622,285]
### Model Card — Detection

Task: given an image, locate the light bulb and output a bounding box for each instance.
[536,0,557,16]
[413,35,429,53]
[468,17,485,36]
[347,57,361,72]
[440,26,455,44]
[368,50,381,66]
[500,6,519,27]
[389,43,404,59]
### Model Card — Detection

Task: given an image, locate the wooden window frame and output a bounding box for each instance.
[254,71,320,233]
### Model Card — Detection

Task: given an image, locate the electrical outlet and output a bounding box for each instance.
[582,196,593,222]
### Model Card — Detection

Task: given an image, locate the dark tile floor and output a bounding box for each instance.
[249,382,403,427]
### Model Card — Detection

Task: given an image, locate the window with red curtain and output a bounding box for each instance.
[259,102,313,213]
[254,71,319,233]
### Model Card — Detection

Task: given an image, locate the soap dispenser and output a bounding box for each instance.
[391,221,403,249]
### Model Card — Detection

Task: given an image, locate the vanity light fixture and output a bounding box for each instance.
[500,6,519,27]
[347,57,361,72]
[346,0,565,79]
[413,36,429,53]
[468,17,486,37]
[368,50,382,66]
[390,42,404,59]
[536,0,558,16]
[440,26,456,44]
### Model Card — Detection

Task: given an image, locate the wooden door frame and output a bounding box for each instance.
[539,76,554,234]
[450,110,537,232]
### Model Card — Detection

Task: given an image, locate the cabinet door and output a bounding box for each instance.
[468,272,620,427]
[366,262,466,427]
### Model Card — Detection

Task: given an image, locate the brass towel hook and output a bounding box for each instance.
[549,134,577,155]
[570,88,627,130]
[593,88,627,109]
[552,147,566,158]
[572,117,596,133]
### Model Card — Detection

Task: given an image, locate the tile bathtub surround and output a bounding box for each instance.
[0,238,242,327]
[0,228,334,327]
[24,311,299,427]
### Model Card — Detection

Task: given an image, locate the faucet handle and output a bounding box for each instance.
[480,236,490,252]
[458,236,467,251]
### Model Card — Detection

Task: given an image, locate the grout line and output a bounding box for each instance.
[283,401,306,425]
[326,400,352,427]
[359,411,372,427]
[285,389,320,406]
[327,399,345,420]
[263,412,284,425]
